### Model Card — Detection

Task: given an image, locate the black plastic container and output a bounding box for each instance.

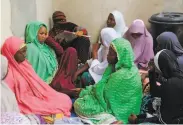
[149,12,183,51]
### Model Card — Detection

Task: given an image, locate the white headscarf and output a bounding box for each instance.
[0,55,33,124]
[88,28,119,83]
[111,10,128,36]
[154,49,165,71]
[1,55,20,112]
[101,27,119,47]
[99,27,119,62]
[1,55,8,80]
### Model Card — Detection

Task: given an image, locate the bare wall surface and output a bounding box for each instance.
[1,0,53,46]
[1,0,183,45]
[53,0,183,43]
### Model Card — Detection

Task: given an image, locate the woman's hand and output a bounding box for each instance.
[71,88,82,98]
[73,63,89,82]
[128,114,137,124]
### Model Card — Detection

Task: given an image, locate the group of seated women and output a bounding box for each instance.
[1,10,183,124]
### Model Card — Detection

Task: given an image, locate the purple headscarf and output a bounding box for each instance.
[157,32,183,55]
[123,19,154,69]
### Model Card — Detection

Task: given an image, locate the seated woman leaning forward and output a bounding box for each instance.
[74,28,120,87]
[1,55,19,113]
[150,49,183,124]
[129,50,183,124]
[25,21,79,95]
[1,55,32,124]
[1,36,72,116]
[74,38,142,124]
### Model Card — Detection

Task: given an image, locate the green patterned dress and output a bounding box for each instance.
[74,38,142,124]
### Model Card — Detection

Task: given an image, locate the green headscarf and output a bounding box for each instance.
[74,38,142,124]
[25,21,58,84]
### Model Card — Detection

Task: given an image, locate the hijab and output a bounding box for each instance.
[154,49,183,79]
[154,49,183,124]
[75,38,142,124]
[101,28,119,47]
[124,19,154,69]
[25,21,58,84]
[1,55,19,112]
[88,28,120,82]
[111,10,128,36]
[157,32,183,71]
[99,27,120,62]
[1,36,72,115]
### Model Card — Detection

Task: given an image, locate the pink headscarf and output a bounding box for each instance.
[124,19,154,69]
[1,36,72,116]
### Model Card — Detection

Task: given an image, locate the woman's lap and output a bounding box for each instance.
[81,72,95,87]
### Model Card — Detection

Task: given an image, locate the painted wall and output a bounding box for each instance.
[1,0,183,46]
[36,0,53,29]
[0,0,53,46]
[53,0,183,43]
[1,0,12,45]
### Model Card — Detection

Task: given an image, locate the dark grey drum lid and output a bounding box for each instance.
[149,12,183,24]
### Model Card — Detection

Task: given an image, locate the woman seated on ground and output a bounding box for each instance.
[1,36,72,116]
[105,10,128,37]
[47,11,90,64]
[74,37,142,124]
[0,55,41,124]
[25,21,58,84]
[73,10,127,86]
[1,55,19,113]
[50,46,79,96]
[73,28,120,87]
[25,21,79,96]
[96,10,127,44]
[129,50,183,124]
[156,32,183,72]
[124,19,154,70]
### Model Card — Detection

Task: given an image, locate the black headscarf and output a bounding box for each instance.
[155,49,183,79]
[153,49,183,124]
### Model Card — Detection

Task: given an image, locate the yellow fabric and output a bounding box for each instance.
[19,43,26,49]
[42,113,64,124]
[75,31,84,36]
